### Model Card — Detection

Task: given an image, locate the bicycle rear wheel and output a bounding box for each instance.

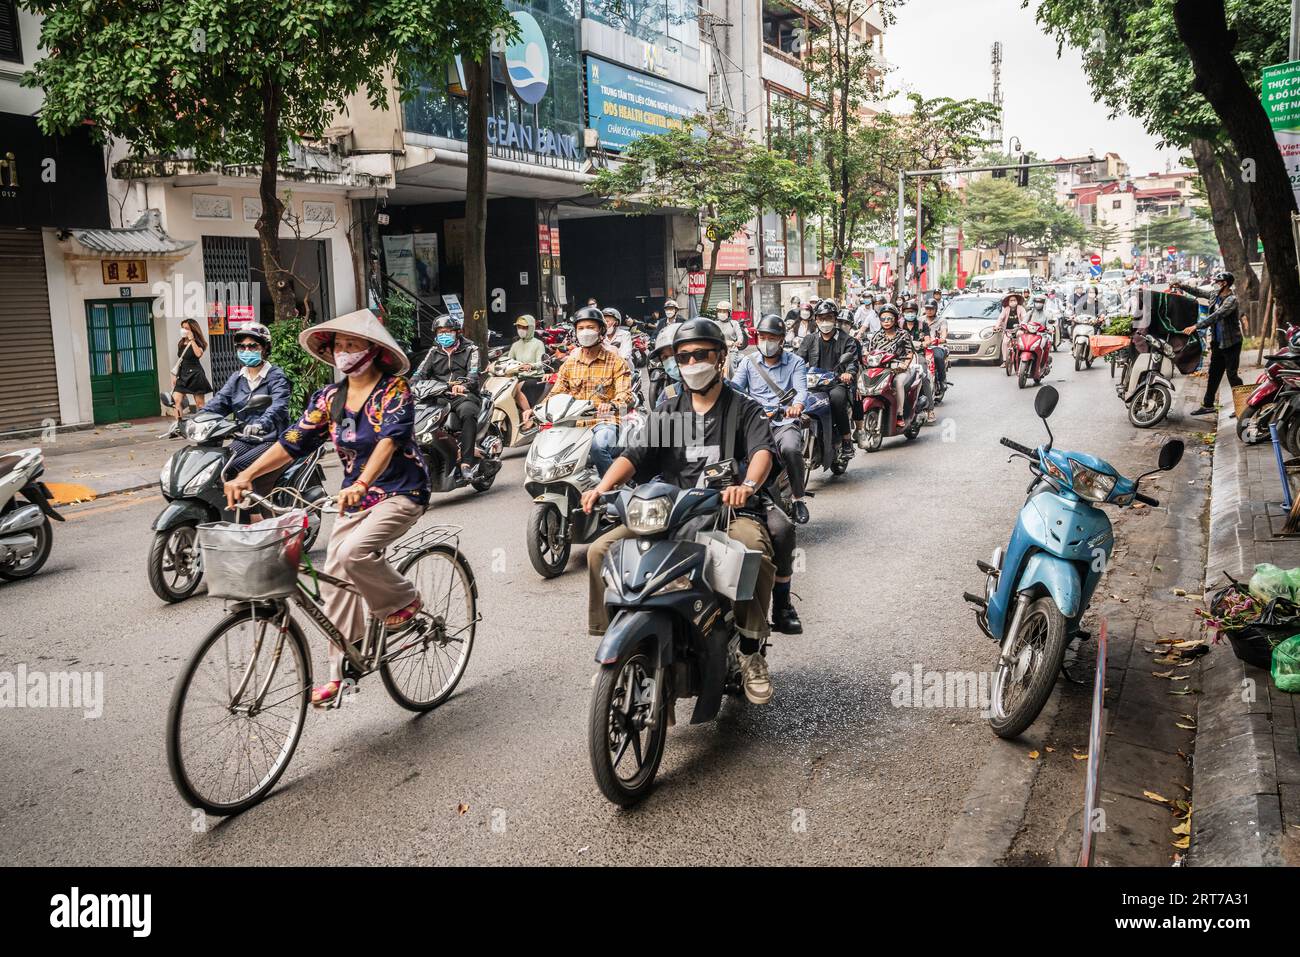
[166,606,311,815]
[380,544,477,712]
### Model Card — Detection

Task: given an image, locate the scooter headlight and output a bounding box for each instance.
[182,458,222,496]
[184,417,222,443]
[1069,460,1117,503]
[525,443,580,482]
[625,495,672,534]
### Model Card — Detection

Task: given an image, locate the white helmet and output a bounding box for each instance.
[715,300,732,313]
[654,322,681,354]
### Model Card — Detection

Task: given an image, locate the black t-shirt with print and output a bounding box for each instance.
[623,385,775,490]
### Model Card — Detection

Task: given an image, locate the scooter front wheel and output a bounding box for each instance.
[863,408,883,452]
[588,639,668,807]
[1129,383,1172,429]
[148,521,203,602]
[988,596,1068,739]
[526,503,571,578]
[1018,360,1029,390]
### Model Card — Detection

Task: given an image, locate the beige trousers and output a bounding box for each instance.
[322,494,424,681]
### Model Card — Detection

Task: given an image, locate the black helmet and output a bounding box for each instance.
[878,303,900,322]
[756,313,785,337]
[572,305,606,333]
[673,317,727,352]
[814,300,838,317]
[433,313,461,332]
[1212,270,1234,286]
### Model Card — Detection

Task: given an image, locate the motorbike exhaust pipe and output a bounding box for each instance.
[0,504,46,537]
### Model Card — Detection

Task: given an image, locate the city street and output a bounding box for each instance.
[0,355,1182,866]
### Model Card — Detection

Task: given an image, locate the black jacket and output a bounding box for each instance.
[796,328,860,377]
[1175,282,1241,348]
[414,338,482,394]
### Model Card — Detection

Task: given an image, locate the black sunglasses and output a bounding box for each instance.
[675,347,719,365]
[236,341,264,350]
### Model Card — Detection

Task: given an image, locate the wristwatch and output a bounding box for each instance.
[742,479,758,491]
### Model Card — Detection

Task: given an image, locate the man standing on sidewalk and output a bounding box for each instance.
[1175,270,1241,417]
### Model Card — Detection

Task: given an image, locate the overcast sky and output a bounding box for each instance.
[880,0,1182,176]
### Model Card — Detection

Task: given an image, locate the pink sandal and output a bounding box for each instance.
[311,680,341,707]
[384,597,423,629]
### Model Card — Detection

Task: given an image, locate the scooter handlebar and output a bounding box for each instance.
[1000,437,1035,457]
[1134,491,1159,508]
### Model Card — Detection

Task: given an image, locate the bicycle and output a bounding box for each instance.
[165,490,478,815]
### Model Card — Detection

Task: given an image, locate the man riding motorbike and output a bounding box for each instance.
[581,318,780,703]
[865,304,917,428]
[529,305,633,476]
[922,299,949,406]
[649,321,682,409]
[414,313,484,482]
[901,308,936,424]
[796,299,859,459]
[652,298,681,338]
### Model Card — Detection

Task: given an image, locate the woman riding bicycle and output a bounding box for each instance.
[224,309,431,706]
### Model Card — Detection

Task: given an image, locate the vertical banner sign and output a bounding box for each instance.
[1262,60,1300,210]
[382,234,418,292]
[412,234,439,296]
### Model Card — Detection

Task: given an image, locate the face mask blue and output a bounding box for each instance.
[436,332,456,348]
[663,358,681,382]
[237,350,263,367]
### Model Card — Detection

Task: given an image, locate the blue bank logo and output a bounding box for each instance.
[505,11,549,105]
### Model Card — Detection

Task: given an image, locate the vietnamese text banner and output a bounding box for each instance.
[586,56,706,151]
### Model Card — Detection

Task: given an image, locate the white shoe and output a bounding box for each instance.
[738,650,773,705]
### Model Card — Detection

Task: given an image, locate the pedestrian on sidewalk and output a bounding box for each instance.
[1174,271,1241,417]
[170,318,212,423]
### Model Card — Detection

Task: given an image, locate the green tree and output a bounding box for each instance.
[25,0,513,339]
[1141,213,1220,258]
[590,113,831,304]
[960,177,1052,268]
[1088,222,1123,261]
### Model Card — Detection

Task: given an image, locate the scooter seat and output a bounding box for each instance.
[0,454,21,482]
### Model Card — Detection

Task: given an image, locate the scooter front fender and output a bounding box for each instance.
[1017,552,1082,619]
[533,490,571,517]
[595,609,674,667]
[152,499,217,533]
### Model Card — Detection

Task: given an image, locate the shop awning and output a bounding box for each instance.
[66,210,195,256]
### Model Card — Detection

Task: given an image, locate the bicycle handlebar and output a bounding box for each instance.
[236,488,337,516]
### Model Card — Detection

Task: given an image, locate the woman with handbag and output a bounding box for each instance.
[170,318,213,425]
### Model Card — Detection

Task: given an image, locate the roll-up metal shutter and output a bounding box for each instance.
[0,229,58,432]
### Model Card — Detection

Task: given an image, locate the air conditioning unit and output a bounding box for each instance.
[583,128,599,150]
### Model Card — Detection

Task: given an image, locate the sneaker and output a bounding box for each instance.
[772,605,802,635]
[738,650,773,705]
[459,462,476,481]
[1189,405,1216,416]
[791,499,810,525]
[852,427,865,445]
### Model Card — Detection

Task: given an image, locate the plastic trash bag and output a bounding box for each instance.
[1285,566,1300,599]
[1249,563,1292,603]
[1273,635,1300,693]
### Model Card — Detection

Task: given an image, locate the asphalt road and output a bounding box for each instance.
[0,349,1172,865]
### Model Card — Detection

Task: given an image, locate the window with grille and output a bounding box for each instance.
[0,0,21,63]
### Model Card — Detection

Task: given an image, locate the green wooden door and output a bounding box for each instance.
[86,300,160,423]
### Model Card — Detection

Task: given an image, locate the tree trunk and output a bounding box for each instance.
[701,238,721,308]
[1174,0,1300,328]
[256,77,295,325]
[1190,137,1257,304]
[463,55,491,352]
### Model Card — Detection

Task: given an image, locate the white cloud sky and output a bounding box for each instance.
[881,0,1183,176]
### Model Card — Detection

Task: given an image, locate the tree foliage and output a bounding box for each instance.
[590,113,831,302]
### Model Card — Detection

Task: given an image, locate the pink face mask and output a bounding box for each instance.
[336,347,376,375]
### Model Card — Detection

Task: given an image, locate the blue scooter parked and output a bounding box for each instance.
[963,385,1184,738]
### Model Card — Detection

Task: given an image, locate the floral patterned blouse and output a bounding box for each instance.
[279,374,430,514]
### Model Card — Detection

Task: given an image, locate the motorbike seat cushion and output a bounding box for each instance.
[0,454,21,481]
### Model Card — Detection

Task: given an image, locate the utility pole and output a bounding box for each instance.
[1292,0,1299,60]
[990,42,1004,150]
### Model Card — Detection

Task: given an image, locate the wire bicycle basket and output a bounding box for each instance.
[197,511,309,600]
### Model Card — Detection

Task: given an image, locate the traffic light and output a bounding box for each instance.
[1017,156,1030,187]
[992,167,1006,179]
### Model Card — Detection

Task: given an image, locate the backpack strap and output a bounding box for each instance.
[328,384,349,425]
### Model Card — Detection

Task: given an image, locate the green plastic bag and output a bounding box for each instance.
[1249,563,1292,603]
[1285,567,1300,600]
[1273,635,1300,693]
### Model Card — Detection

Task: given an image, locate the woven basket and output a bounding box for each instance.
[1231,384,1255,420]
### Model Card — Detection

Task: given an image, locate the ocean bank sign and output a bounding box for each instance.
[586,56,706,151]
[484,10,578,160]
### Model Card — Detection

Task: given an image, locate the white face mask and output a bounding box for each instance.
[800,310,811,320]
[679,360,718,391]
[816,320,835,334]
[517,327,532,340]
[576,328,601,348]
[336,348,376,375]
[758,338,783,358]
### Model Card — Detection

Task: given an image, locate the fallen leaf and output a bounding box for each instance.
[1176,722,1196,730]
[1181,713,1196,722]
[1172,835,1190,849]
[1172,819,1191,836]
[1172,588,1187,597]
[1152,669,1174,678]
[1045,746,1056,753]
[1144,790,1171,804]
[1073,752,1088,760]
[1169,688,1193,695]
[456,803,469,815]
[1028,750,1040,760]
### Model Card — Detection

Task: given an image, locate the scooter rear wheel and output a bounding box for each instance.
[589,639,668,806]
[0,516,52,581]
[988,596,1068,739]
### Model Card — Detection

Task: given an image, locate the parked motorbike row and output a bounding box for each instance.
[1236,325,1300,455]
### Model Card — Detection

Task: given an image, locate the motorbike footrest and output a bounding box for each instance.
[962,591,987,609]
[975,560,998,576]
[1071,628,1092,642]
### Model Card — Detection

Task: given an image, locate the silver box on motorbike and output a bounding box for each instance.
[197,511,307,600]
[694,530,761,602]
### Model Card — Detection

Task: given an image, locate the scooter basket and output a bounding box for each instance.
[695,530,761,602]
[197,511,308,600]
[1231,384,1254,420]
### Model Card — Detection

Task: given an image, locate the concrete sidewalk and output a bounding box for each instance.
[0,416,188,502]
[1195,402,1300,865]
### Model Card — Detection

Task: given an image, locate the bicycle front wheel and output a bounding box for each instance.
[380,544,477,712]
[166,606,311,815]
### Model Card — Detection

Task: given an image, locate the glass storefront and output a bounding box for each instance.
[404,0,585,163]
[585,0,700,59]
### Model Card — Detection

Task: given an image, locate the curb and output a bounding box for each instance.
[1191,405,1288,865]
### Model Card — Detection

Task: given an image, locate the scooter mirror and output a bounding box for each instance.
[1034,385,1059,420]
[1158,439,1185,471]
